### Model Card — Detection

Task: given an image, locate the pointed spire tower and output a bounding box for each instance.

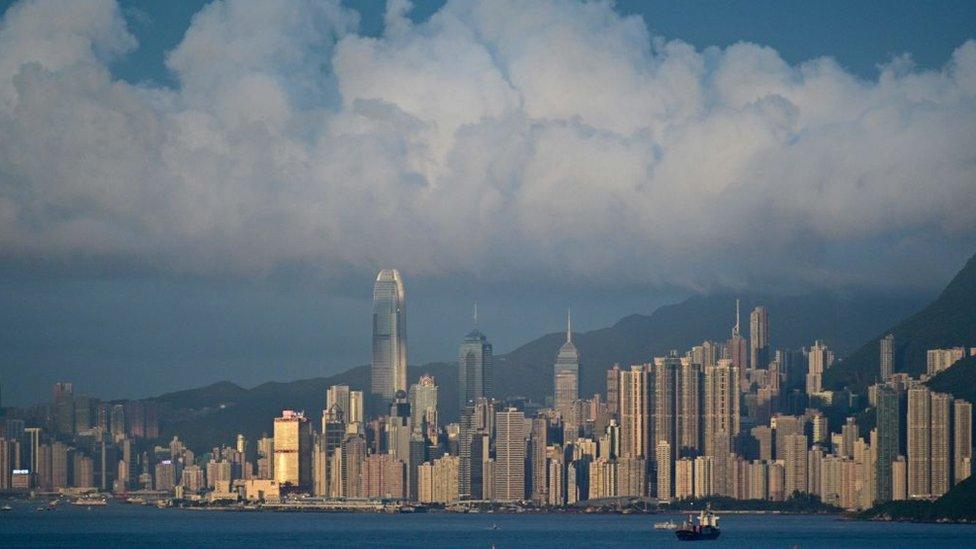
[459,302,492,410]
[554,308,580,423]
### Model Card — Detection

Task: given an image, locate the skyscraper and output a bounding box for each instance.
[880,334,894,380]
[783,433,808,497]
[950,399,972,485]
[875,385,899,503]
[371,269,407,400]
[494,408,526,501]
[409,374,438,437]
[553,310,580,423]
[704,358,739,496]
[749,305,770,370]
[677,358,702,456]
[656,440,673,502]
[458,308,492,410]
[930,392,951,497]
[620,365,650,459]
[273,410,312,490]
[652,357,676,453]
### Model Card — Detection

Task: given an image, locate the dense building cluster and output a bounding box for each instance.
[1,270,973,512]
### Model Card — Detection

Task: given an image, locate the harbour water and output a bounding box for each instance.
[1,502,973,548]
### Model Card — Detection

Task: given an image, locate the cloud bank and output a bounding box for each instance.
[0,0,974,292]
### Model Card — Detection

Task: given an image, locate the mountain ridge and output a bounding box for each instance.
[151,290,927,453]
[824,252,976,392]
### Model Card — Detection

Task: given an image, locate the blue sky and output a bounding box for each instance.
[7,0,972,86]
[0,0,973,405]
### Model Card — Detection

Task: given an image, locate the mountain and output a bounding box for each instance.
[153,291,925,452]
[156,363,456,453]
[824,252,976,392]
[494,293,926,404]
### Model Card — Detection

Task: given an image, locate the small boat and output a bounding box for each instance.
[675,506,721,541]
[488,523,500,530]
[1,505,12,511]
[654,520,678,530]
[71,498,107,507]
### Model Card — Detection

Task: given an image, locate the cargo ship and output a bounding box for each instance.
[675,506,721,541]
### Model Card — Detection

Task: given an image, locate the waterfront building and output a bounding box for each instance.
[930,392,952,497]
[875,385,899,503]
[955,399,973,484]
[907,387,931,498]
[675,457,694,500]
[273,410,313,490]
[656,440,673,502]
[783,433,808,497]
[493,408,526,501]
[362,453,405,499]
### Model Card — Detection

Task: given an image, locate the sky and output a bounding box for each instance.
[0,0,974,406]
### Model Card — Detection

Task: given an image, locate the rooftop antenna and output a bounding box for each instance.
[732,298,741,338]
[473,303,478,328]
[567,308,572,343]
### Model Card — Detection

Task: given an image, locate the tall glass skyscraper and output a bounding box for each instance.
[371,269,407,400]
[459,312,492,411]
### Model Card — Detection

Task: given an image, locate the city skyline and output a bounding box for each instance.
[2,1,976,544]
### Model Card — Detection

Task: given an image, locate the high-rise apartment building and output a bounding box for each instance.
[619,365,650,459]
[930,392,951,497]
[653,356,678,456]
[606,364,621,419]
[926,347,966,376]
[955,399,973,484]
[677,358,702,456]
[704,359,739,496]
[907,387,931,498]
[371,269,407,400]
[783,433,808,497]
[656,440,673,502]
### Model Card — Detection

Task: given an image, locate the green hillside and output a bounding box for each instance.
[861,475,976,522]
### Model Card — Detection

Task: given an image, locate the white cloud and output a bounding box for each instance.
[0,0,974,291]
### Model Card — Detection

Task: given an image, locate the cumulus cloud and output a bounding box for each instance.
[0,0,974,292]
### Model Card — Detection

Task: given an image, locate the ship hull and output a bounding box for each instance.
[675,527,721,541]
